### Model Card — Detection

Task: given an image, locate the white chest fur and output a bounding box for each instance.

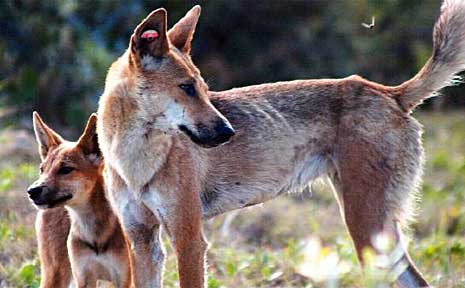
[109,124,172,193]
[73,251,127,287]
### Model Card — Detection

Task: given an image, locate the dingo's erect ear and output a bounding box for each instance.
[131,8,169,60]
[168,5,201,54]
[32,111,63,160]
[77,113,100,164]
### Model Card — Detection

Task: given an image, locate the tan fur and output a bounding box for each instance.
[97,2,465,288]
[35,208,72,288]
[396,0,465,111]
[29,113,132,288]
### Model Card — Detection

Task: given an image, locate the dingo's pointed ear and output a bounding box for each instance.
[131,8,169,60]
[168,5,201,54]
[32,111,63,160]
[77,114,101,164]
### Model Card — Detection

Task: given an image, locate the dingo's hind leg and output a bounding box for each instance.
[333,121,429,287]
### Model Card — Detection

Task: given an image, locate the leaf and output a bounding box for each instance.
[16,262,39,287]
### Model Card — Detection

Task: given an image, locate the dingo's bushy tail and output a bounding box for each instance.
[396,0,465,112]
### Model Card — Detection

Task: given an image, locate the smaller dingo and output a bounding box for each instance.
[28,113,131,288]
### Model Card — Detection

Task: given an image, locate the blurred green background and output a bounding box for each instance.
[1,0,465,287]
[1,0,464,134]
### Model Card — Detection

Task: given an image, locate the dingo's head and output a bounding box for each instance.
[28,113,102,209]
[127,6,234,147]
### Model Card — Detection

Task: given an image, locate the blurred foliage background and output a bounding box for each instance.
[1,0,464,135]
[1,1,465,287]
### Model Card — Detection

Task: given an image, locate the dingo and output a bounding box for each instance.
[29,113,132,288]
[97,1,465,287]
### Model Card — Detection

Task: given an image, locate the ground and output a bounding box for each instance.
[0,112,464,288]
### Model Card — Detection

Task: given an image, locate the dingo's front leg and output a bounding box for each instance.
[105,166,165,288]
[125,219,164,288]
[142,185,207,288]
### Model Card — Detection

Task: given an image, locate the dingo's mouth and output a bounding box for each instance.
[31,194,73,209]
[178,124,234,148]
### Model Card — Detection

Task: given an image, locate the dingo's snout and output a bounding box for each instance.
[179,118,234,148]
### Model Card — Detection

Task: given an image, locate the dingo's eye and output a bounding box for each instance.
[179,84,196,97]
[39,165,44,174]
[58,167,75,175]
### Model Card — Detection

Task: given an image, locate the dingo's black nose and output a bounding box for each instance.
[214,121,235,144]
[179,120,235,148]
[27,186,43,199]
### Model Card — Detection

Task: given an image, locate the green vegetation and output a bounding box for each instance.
[0,112,464,287]
[1,1,465,134]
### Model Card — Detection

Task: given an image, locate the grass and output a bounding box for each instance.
[0,112,464,287]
